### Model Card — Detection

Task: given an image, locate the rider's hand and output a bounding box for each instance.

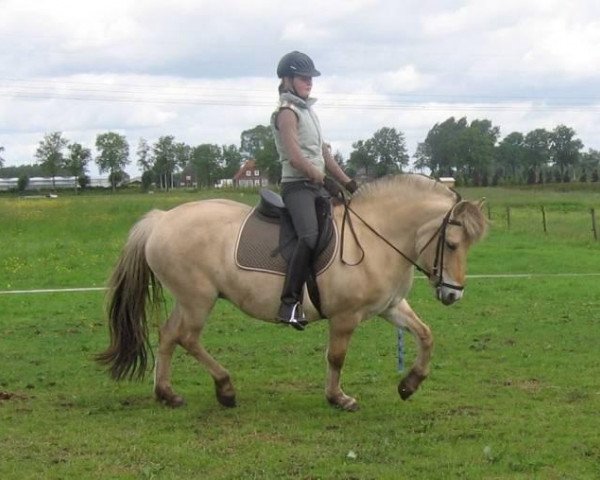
[323,177,342,198]
[345,179,358,194]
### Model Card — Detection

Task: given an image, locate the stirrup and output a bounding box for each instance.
[277,302,307,331]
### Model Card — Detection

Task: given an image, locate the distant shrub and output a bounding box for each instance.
[78,174,90,190]
[17,174,29,192]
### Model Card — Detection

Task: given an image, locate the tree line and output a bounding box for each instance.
[414,118,600,186]
[1,116,599,190]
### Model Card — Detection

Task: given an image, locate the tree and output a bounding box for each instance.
[220,144,243,179]
[254,138,279,184]
[64,142,91,193]
[191,144,221,188]
[152,136,178,190]
[0,145,5,168]
[174,142,192,179]
[136,137,157,189]
[580,148,600,182]
[241,125,279,183]
[496,132,525,183]
[550,125,583,182]
[348,128,409,179]
[369,127,410,176]
[136,138,152,172]
[457,119,500,186]
[348,139,376,178]
[241,125,273,157]
[95,132,130,191]
[141,170,154,191]
[414,117,468,178]
[35,132,69,189]
[522,129,551,184]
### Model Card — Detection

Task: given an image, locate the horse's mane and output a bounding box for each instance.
[351,174,487,243]
[351,173,457,204]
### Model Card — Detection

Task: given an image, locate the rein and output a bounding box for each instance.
[338,191,464,291]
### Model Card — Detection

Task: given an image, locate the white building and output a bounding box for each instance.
[0,176,112,191]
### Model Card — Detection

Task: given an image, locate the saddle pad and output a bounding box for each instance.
[235,208,337,276]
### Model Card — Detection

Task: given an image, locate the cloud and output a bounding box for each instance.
[1,0,600,177]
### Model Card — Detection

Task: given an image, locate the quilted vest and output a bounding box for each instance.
[271,92,325,183]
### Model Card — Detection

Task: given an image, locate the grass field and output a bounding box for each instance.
[1,186,599,479]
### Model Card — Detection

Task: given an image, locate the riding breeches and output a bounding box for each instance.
[280,180,329,251]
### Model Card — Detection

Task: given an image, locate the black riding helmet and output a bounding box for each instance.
[277,51,321,78]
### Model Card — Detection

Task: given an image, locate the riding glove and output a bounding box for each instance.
[323,177,342,198]
[345,179,358,194]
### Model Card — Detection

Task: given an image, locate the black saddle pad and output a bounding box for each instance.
[235,208,337,276]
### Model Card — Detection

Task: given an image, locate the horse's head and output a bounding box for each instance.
[416,199,488,305]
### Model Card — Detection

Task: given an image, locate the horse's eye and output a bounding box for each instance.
[445,241,457,251]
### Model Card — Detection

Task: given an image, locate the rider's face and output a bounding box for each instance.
[292,75,313,99]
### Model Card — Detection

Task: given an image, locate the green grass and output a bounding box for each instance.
[1,186,599,479]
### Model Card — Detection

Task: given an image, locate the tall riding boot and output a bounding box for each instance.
[277,239,313,330]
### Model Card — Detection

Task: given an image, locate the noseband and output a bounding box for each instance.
[416,206,464,292]
[339,193,464,292]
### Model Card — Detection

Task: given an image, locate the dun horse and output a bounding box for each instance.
[97,174,487,411]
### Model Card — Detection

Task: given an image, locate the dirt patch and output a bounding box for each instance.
[0,391,28,401]
[503,378,542,393]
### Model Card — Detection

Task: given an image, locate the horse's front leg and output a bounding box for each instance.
[325,314,361,411]
[382,299,433,400]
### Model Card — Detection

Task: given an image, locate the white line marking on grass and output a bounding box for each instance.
[1,272,600,295]
[466,273,600,278]
[0,287,107,295]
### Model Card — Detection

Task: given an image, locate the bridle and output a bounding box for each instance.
[415,206,465,292]
[338,192,465,292]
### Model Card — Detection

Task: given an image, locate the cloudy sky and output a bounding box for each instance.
[1,0,599,177]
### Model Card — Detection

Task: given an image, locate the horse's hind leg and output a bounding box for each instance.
[382,299,432,400]
[154,299,236,408]
[154,303,187,407]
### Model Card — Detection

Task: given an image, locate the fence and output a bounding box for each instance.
[486,204,600,241]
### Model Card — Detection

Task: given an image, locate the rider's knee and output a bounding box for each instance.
[298,233,318,251]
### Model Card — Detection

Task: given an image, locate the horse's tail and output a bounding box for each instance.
[96,210,164,381]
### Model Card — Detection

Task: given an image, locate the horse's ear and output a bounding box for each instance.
[477,197,486,210]
[452,200,488,242]
[452,200,470,216]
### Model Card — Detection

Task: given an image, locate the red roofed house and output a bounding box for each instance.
[233,159,269,188]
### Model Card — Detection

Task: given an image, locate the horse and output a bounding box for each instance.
[97,173,487,412]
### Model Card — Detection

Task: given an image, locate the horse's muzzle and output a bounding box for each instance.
[436,284,463,305]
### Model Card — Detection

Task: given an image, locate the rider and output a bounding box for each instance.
[271,51,358,330]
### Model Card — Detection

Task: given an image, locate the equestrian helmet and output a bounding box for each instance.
[276,51,321,78]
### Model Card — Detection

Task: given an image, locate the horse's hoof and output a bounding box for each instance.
[169,395,186,408]
[158,394,186,408]
[344,400,360,412]
[155,387,186,408]
[398,382,414,401]
[398,369,427,401]
[214,377,236,407]
[327,395,360,412]
[217,394,237,408]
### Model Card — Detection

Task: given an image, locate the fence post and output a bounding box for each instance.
[541,206,547,234]
[591,208,598,241]
[506,206,511,230]
[487,204,492,220]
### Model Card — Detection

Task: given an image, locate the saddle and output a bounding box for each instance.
[234,189,337,315]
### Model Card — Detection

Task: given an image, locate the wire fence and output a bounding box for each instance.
[486,204,600,241]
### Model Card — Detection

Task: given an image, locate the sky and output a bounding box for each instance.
[1,0,600,178]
